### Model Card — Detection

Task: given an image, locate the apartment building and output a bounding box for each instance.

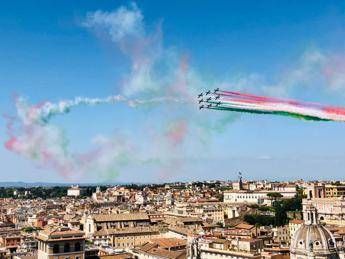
[288,219,303,241]
[325,184,345,198]
[93,226,161,249]
[84,212,151,236]
[36,226,85,259]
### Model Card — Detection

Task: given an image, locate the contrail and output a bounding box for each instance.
[199,89,345,122]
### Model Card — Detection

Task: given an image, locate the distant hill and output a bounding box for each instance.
[0,182,71,187]
[0,181,131,187]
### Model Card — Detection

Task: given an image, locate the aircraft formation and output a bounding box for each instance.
[197,88,220,110]
[197,88,345,122]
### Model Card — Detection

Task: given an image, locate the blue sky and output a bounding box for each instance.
[0,1,345,183]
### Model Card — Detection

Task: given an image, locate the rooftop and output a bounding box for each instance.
[93,213,149,222]
[94,227,160,236]
[36,226,85,242]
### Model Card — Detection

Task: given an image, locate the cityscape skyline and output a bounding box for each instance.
[1,2,345,259]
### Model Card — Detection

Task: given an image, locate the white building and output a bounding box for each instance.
[67,185,82,197]
[190,238,262,258]
[135,192,146,205]
[224,205,241,219]
[223,189,296,205]
[223,191,266,205]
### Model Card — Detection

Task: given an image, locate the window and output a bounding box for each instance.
[64,243,70,253]
[329,238,334,247]
[53,244,59,254]
[75,242,81,251]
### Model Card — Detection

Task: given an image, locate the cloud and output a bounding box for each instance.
[267,48,345,95]
[83,3,165,96]
[323,54,345,90]
[83,3,144,42]
[217,48,345,97]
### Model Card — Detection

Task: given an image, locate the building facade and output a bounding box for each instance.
[36,226,85,259]
[223,189,296,205]
[84,212,151,237]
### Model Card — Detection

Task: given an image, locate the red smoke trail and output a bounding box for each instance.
[205,89,345,122]
[166,120,188,147]
[219,90,325,108]
[323,106,345,116]
[3,114,18,152]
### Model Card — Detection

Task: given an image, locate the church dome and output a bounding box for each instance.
[290,224,337,257]
[290,204,339,258]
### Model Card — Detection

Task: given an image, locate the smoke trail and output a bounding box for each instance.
[165,120,188,146]
[4,95,188,181]
[200,89,345,122]
[23,95,186,125]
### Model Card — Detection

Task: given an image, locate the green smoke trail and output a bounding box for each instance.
[209,106,331,122]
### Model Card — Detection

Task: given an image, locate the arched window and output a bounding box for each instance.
[75,242,81,251]
[53,244,59,253]
[64,243,70,253]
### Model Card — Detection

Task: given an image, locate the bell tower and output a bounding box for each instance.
[303,204,318,225]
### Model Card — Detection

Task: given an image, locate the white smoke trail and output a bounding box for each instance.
[23,95,187,125]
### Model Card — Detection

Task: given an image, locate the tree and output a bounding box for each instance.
[244,214,275,226]
[244,193,302,227]
[273,201,288,226]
